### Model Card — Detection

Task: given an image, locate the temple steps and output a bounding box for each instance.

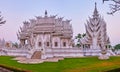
[31,51,41,59]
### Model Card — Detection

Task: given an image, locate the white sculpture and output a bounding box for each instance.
[80,3,110,59]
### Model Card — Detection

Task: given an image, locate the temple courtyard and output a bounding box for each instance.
[0,56,120,72]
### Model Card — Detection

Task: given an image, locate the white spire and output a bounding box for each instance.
[80,2,110,50]
[93,2,99,19]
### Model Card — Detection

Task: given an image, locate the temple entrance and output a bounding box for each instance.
[31,51,41,59]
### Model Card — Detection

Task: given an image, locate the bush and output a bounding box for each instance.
[114,44,120,50]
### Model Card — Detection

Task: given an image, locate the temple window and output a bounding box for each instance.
[63,42,66,47]
[83,45,84,48]
[38,42,42,47]
[88,44,90,48]
[106,45,107,48]
[47,42,49,46]
[55,42,58,47]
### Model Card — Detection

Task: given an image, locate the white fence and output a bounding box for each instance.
[45,48,101,58]
[0,47,116,59]
[0,48,30,57]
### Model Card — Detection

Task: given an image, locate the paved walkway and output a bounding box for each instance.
[13,57,64,64]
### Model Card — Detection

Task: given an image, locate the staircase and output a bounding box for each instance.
[31,51,41,59]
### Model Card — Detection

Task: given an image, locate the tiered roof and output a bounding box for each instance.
[17,11,73,39]
[80,3,110,45]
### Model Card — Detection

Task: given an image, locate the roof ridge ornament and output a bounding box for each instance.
[93,2,99,19]
[45,10,48,17]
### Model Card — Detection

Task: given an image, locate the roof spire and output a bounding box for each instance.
[45,10,48,17]
[95,2,97,7]
[93,2,99,19]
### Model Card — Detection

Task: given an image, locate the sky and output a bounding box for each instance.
[0,0,120,46]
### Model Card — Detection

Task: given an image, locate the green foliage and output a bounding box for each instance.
[0,56,120,72]
[82,33,86,37]
[75,33,81,39]
[76,43,81,47]
[75,33,86,47]
[75,33,86,39]
[114,44,120,50]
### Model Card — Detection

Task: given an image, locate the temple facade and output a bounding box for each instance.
[17,11,73,49]
[16,11,78,59]
[80,3,111,56]
[0,3,115,61]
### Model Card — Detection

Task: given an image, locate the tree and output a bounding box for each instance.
[114,44,120,50]
[0,12,6,26]
[82,33,86,37]
[75,33,86,47]
[103,0,120,14]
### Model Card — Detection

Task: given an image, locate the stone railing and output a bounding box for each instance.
[1,48,30,57]
[45,48,84,58]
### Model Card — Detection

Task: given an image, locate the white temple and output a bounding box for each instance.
[17,10,73,49]
[16,10,84,59]
[0,3,115,61]
[80,3,113,56]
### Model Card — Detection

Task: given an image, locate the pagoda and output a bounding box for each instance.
[80,3,110,56]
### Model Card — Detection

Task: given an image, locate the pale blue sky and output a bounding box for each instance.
[0,0,119,45]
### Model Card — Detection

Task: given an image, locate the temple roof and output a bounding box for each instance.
[93,2,99,19]
[80,3,110,45]
[17,11,73,39]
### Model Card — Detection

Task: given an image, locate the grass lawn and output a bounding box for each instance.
[0,56,120,72]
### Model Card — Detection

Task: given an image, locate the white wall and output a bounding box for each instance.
[35,34,51,49]
[45,48,84,58]
[52,36,61,48]
[61,39,70,48]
